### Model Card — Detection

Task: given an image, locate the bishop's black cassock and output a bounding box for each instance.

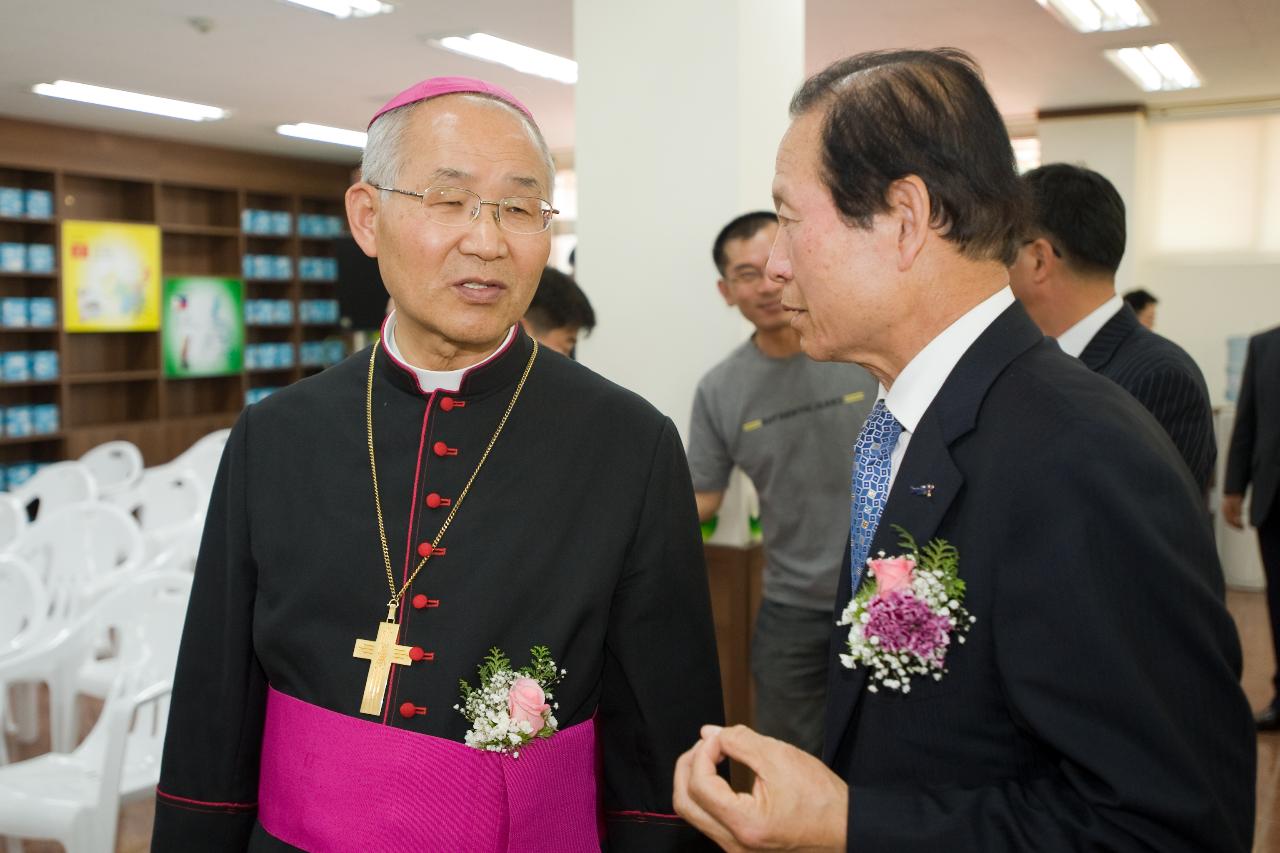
[152,324,724,851]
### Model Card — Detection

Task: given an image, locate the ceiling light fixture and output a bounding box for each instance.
[434,33,577,84]
[1035,0,1152,32]
[1105,43,1202,92]
[32,80,227,121]
[282,0,391,19]
[277,122,367,148]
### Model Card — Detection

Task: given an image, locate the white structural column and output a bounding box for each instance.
[573,0,805,433]
[1037,108,1151,294]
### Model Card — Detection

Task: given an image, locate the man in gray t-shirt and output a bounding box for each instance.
[689,212,876,756]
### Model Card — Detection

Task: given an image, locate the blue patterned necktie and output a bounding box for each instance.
[850,399,903,592]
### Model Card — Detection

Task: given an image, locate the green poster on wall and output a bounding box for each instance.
[162,277,245,378]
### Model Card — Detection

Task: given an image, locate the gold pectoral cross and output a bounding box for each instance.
[353,605,413,715]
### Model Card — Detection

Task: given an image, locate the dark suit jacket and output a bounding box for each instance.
[1226,325,1280,526]
[1079,305,1216,493]
[825,304,1254,851]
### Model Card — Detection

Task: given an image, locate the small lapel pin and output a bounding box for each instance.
[910,483,936,498]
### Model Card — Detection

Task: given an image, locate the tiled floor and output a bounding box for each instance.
[1234,589,1280,852]
[5,589,1280,851]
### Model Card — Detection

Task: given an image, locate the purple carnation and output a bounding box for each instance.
[864,590,952,666]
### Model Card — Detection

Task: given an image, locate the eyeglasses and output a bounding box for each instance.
[726,268,767,286]
[368,184,558,235]
[1022,237,1063,259]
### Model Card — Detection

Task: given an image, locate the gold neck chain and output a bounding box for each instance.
[365,338,538,614]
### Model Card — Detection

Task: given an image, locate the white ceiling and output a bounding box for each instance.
[0,0,1276,166]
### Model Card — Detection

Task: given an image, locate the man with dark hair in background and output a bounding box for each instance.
[521,265,595,357]
[1123,287,1158,329]
[1009,163,1215,495]
[688,211,875,756]
[675,48,1252,851]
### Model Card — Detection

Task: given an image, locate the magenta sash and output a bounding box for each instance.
[258,687,600,852]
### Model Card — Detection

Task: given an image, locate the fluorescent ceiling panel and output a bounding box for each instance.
[1105,43,1202,92]
[282,0,392,18]
[434,33,577,85]
[1036,0,1152,32]
[277,122,368,148]
[32,80,227,121]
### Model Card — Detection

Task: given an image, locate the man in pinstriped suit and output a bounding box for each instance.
[1009,163,1215,495]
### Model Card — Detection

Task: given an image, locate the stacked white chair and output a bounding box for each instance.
[76,546,198,700]
[78,441,144,499]
[9,503,145,752]
[0,495,27,553]
[9,461,97,526]
[171,428,229,493]
[0,429,220,850]
[0,571,192,853]
[105,464,208,562]
[0,555,47,768]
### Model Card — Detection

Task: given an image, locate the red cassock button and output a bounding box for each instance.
[411,593,429,610]
[439,397,455,412]
[426,492,448,509]
[399,702,418,719]
[410,646,427,662]
[433,441,454,457]
[418,542,430,558]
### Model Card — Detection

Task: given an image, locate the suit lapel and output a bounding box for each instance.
[822,302,1047,767]
[822,408,963,763]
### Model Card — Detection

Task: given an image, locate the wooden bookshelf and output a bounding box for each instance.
[0,116,353,469]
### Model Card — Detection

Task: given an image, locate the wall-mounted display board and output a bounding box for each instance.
[62,220,161,332]
[162,277,244,378]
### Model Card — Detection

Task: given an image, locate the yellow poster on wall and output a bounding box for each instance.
[61,220,161,332]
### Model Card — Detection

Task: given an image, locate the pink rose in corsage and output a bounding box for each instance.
[868,556,913,595]
[508,677,551,734]
[838,525,975,694]
[455,646,564,757]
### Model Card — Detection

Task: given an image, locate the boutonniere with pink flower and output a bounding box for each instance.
[838,525,975,694]
[455,646,564,757]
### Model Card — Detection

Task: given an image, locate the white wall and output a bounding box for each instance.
[1148,260,1280,405]
[572,0,804,436]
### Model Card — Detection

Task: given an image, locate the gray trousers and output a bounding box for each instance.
[750,598,833,757]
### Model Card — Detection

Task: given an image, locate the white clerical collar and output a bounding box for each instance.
[881,286,1015,435]
[382,310,515,393]
[1056,294,1123,359]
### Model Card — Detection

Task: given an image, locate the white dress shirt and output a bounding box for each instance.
[880,287,1016,492]
[382,310,515,393]
[1055,294,1123,359]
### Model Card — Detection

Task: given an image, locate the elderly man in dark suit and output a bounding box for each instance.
[1009,164,1215,495]
[672,48,1254,852]
[1226,325,1280,729]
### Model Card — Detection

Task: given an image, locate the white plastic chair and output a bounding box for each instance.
[0,496,28,553]
[8,462,97,527]
[171,429,230,494]
[105,464,208,561]
[0,555,47,768]
[8,504,145,752]
[15,503,144,600]
[79,441,144,499]
[0,571,191,853]
[0,554,46,661]
[76,546,199,701]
